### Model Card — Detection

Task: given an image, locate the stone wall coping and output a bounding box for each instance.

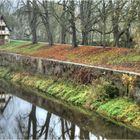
[1,51,140,77]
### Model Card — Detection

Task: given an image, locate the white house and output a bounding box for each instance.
[0,15,10,45]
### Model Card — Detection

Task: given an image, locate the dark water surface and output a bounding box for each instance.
[0,79,140,139]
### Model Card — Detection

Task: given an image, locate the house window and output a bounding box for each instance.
[2,26,5,30]
[0,26,5,30]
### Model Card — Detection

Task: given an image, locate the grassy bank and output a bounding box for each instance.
[0,67,140,131]
[0,40,140,73]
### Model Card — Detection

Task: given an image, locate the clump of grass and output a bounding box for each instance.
[97,98,140,129]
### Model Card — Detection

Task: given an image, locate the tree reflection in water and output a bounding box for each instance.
[0,94,93,140]
[14,103,91,140]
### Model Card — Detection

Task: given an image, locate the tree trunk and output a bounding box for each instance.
[110,0,120,47]
[113,31,120,47]
[31,24,37,44]
[80,1,88,45]
[69,0,78,48]
[125,25,132,48]
[103,22,106,48]
[71,22,77,48]
[61,27,66,44]
[111,14,121,47]
[81,31,88,45]
[38,0,53,46]
[27,0,38,44]
[138,1,140,47]
[45,23,53,46]
[102,0,106,48]
[61,0,67,44]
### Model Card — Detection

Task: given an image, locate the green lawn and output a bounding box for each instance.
[0,40,44,54]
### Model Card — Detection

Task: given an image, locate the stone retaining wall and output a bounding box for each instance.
[0,52,140,100]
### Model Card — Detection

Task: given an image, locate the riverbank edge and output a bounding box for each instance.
[0,66,140,132]
[1,79,140,137]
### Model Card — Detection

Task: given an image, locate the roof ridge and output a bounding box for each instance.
[0,15,11,31]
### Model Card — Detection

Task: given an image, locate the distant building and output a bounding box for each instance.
[0,15,10,45]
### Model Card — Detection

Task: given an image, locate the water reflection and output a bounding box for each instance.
[0,95,98,139]
[0,80,140,139]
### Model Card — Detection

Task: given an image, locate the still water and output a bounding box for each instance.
[0,80,140,139]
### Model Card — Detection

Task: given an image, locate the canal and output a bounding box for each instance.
[0,79,140,139]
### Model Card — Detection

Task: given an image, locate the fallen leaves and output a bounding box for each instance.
[1,41,140,73]
[34,45,140,72]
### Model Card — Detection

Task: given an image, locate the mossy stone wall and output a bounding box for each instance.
[0,52,140,101]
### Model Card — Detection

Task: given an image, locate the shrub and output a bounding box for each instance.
[121,74,137,97]
[103,84,119,99]
[92,78,119,102]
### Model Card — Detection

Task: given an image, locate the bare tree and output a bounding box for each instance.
[2,0,140,48]
[0,0,12,15]
[26,0,38,44]
[51,0,69,44]
[123,0,138,48]
[60,0,68,44]
[109,0,130,47]
[68,0,78,48]
[79,0,91,45]
[79,0,95,45]
[36,0,54,46]
[96,0,112,47]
